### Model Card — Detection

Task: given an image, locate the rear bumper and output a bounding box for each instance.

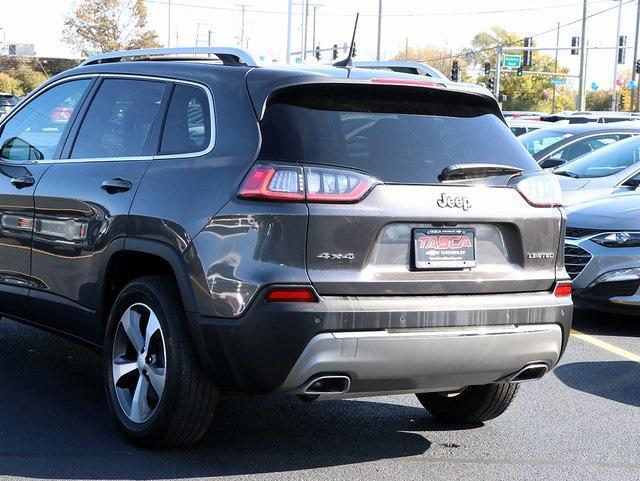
[279,324,562,396]
[189,290,572,394]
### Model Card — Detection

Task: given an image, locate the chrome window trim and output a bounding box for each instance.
[540,131,639,162]
[0,72,216,165]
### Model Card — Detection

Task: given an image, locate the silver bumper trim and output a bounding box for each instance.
[279,324,563,396]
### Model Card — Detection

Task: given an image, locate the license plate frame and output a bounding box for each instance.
[412,228,476,270]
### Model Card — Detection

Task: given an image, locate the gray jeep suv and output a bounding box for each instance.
[0,47,572,447]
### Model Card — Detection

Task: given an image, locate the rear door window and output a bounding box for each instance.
[159,84,211,155]
[259,88,537,184]
[70,78,166,159]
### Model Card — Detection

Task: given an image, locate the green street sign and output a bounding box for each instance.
[502,55,522,69]
[550,78,567,85]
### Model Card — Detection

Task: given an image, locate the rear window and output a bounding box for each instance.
[258,86,537,184]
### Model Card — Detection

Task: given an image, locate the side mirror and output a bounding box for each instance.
[539,158,565,169]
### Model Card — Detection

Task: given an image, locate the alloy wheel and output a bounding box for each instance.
[111,303,167,424]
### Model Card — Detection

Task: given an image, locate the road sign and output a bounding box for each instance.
[502,55,522,69]
[550,78,566,86]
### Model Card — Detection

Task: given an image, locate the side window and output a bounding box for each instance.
[71,79,166,159]
[159,84,211,155]
[0,79,91,162]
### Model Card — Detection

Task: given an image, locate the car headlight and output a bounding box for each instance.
[591,232,640,248]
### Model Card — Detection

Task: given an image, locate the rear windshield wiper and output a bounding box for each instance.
[554,170,580,178]
[438,163,524,182]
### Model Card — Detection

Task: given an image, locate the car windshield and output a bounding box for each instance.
[519,128,574,155]
[555,136,640,178]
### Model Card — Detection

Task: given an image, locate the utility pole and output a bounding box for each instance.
[552,22,560,113]
[405,37,409,60]
[302,0,310,60]
[167,0,171,47]
[236,4,251,49]
[612,0,624,111]
[495,50,501,99]
[311,3,323,57]
[632,0,640,111]
[286,0,293,64]
[208,30,212,47]
[376,0,383,61]
[577,0,588,110]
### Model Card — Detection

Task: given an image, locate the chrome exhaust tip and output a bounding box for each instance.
[301,375,351,395]
[508,363,549,383]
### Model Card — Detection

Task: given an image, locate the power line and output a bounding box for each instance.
[143,0,616,18]
[420,0,635,64]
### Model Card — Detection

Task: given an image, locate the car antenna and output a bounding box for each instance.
[333,12,359,68]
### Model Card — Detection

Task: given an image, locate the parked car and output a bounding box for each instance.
[519,122,640,169]
[0,92,18,118]
[503,111,547,120]
[565,192,640,315]
[0,47,572,447]
[542,112,639,124]
[507,119,550,136]
[555,136,640,205]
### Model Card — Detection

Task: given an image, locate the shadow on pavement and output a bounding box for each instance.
[554,361,640,408]
[572,309,640,338]
[0,319,448,479]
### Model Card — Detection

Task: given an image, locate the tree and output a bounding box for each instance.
[464,27,571,112]
[393,46,471,82]
[0,73,23,96]
[13,67,48,94]
[63,0,162,56]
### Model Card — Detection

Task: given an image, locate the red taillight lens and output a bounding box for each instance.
[515,173,563,207]
[238,163,379,203]
[238,165,305,201]
[265,287,318,302]
[554,282,572,297]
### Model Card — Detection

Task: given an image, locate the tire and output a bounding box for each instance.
[103,275,218,447]
[416,383,520,424]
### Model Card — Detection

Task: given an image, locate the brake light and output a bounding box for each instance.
[554,282,572,297]
[238,163,379,203]
[515,173,563,207]
[370,78,446,89]
[265,287,318,302]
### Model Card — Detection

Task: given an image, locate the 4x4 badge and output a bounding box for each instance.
[437,193,472,211]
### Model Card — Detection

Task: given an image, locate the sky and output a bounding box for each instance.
[0,0,637,90]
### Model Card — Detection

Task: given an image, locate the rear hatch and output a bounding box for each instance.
[253,81,563,296]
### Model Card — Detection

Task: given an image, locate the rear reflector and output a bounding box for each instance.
[238,163,379,203]
[265,287,318,302]
[554,282,572,297]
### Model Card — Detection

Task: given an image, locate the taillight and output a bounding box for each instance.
[554,281,572,297]
[265,286,318,302]
[238,163,379,203]
[515,173,563,207]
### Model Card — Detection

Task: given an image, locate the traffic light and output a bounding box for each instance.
[516,67,523,77]
[619,94,626,111]
[498,92,508,103]
[332,44,338,60]
[484,61,491,75]
[618,35,627,64]
[636,59,640,74]
[487,77,495,91]
[571,36,580,55]
[451,60,460,82]
[315,46,321,61]
[523,37,532,67]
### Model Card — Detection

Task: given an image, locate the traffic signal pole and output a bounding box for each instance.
[494,45,502,97]
[612,0,624,111]
[632,0,640,111]
[578,0,588,111]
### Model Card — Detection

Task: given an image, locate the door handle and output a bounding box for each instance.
[101,178,132,194]
[10,175,35,189]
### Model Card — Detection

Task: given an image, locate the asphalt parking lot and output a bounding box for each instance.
[0,311,638,481]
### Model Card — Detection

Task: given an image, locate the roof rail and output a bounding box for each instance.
[353,61,448,80]
[80,47,258,67]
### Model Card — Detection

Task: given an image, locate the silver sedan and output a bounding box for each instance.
[565,192,640,315]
